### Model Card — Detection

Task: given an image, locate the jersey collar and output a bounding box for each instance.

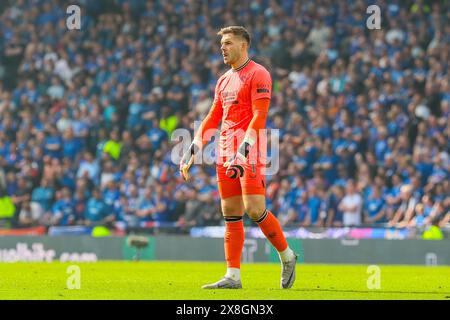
[232,58,251,72]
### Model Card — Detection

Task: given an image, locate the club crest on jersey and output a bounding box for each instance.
[239,74,250,82]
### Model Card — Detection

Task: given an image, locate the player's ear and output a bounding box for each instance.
[242,40,247,51]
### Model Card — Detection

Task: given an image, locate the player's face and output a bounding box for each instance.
[220,34,243,65]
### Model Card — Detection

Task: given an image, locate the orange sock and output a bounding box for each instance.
[224,217,245,268]
[255,210,288,252]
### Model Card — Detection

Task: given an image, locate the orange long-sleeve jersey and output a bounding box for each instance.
[194,59,272,164]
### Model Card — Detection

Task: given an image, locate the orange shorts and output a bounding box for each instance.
[216,162,266,199]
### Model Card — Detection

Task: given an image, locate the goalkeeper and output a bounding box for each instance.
[180,26,297,289]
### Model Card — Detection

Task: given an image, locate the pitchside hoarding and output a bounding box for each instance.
[0,236,449,265]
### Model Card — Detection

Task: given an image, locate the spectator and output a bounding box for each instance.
[197,194,222,226]
[100,161,116,189]
[325,185,344,227]
[388,185,418,227]
[152,184,169,223]
[364,186,386,225]
[85,188,113,226]
[422,216,444,240]
[159,106,179,138]
[339,180,363,227]
[102,98,118,130]
[122,184,141,227]
[177,188,202,228]
[77,151,100,185]
[62,127,83,161]
[10,176,32,220]
[146,118,168,151]
[127,92,145,137]
[43,125,63,159]
[427,202,448,228]
[73,189,87,224]
[407,203,428,229]
[276,179,295,223]
[384,174,404,219]
[45,187,75,226]
[0,187,15,227]
[102,180,120,210]
[141,93,159,130]
[283,191,308,227]
[18,201,44,227]
[303,185,324,227]
[56,109,73,133]
[135,186,156,223]
[31,178,54,213]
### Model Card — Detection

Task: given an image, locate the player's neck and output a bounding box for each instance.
[231,55,250,71]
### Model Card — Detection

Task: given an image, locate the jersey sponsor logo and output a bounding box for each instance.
[222,90,237,98]
[222,90,238,105]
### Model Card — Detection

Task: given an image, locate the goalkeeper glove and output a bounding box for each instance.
[223,141,251,179]
[179,140,200,181]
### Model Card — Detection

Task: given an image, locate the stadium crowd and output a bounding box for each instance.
[0,0,449,234]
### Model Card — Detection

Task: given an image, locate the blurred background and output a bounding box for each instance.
[0,0,448,245]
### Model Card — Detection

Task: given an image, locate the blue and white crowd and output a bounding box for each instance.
[0,0,448,232]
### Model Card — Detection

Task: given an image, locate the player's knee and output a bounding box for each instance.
[246,207,266,221]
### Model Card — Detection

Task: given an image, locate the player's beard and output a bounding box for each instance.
[223,54,231,65]
[223,51,238,66]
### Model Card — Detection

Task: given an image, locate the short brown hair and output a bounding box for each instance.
[217,26,251,46]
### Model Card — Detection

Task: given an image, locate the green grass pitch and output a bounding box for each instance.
[0,262,449,300]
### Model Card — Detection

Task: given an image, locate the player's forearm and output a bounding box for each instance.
[243,98,270,147]
[193,115,219,145]
[193,107,222,145]
[244,111,267,146]
[233,98,269,159]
